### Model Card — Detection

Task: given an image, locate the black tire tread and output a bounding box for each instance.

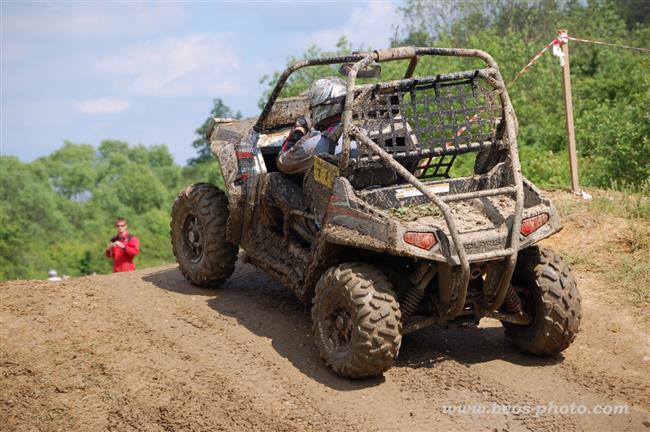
[170,183,238,287]
[504,246,581,355]
[312,263,402,378]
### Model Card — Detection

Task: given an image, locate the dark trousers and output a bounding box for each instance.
[262,172,305,228]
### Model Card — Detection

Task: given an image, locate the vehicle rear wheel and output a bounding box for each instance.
[171,183,238,287]
[312,262,402,378]
[503,246,581,355]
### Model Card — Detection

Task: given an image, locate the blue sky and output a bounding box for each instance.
[1,1,400,164]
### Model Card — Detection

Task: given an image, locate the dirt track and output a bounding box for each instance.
[2,225,650,431]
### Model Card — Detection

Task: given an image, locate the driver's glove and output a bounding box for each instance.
[294,116,311,134]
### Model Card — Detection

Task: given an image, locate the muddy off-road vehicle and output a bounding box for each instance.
[171,47,581,378]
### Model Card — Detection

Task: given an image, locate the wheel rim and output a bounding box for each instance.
[181,214,203,263]
[326,308,353,350]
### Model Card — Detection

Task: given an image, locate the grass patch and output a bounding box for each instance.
[615,223,650,306]
[554,179,650,223]
[553,184,650,308]
[593,182,649,306]
[585,179,650,222]
[602,179,650,222]
[557,250,588,267]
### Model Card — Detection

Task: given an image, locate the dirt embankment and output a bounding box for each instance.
[2,194,649,432]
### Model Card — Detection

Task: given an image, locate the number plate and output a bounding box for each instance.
[313,157,339,189]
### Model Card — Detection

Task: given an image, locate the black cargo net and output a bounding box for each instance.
[350,73,503,179]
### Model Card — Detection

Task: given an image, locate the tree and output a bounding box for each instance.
[614,0,650,29]
[392,0,650,188]
[36,141,96,201]
[189,98,241,165]
[0,157,73,279]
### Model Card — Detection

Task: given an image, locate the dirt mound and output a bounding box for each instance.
[2,197,649,431]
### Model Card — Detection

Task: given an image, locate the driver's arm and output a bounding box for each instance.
[281,116,310,152]
[277,132,324,175]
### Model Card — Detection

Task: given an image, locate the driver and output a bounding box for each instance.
[263,76,348,238]
[276,76,347,174]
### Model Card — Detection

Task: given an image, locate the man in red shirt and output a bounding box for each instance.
[104,218,140,272]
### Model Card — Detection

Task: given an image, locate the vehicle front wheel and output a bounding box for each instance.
[312,262,402,378]
[503,246,581,355]
[171,183,238,287]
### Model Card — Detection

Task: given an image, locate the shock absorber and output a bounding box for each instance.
[400,263,437,321]
[502,284,523,314]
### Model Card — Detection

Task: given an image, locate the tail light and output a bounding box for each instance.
[404,232,437,250]
[520,213,549,236]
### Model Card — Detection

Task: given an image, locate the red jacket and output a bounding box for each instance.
[105,232,139,272]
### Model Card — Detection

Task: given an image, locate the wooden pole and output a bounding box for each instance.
[559,29,580,193]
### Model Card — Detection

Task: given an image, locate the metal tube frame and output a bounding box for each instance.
[254,47,525,318]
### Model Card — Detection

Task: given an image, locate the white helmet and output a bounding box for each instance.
[308,77,347,128]
[48,270,58,278]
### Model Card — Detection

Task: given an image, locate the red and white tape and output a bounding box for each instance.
[512,30,649,83]
[567,35,650,53]
[512,34,568,83]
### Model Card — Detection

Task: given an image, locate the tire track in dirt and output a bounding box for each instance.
[1,278,304,431]
[395,322,648,432]
[141,262,649,431]
[391,330,583,432]
[140,265,455,432]
[2,259,649,432]
[108,277,381,432]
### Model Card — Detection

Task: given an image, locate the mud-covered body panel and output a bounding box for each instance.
[319,175,560,266]
[257,96,309,132]
[209,117,270,243]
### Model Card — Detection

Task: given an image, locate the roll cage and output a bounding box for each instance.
[255,46,525,318]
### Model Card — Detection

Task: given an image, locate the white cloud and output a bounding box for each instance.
[98,34,241,97]
[77,98,130,114]
[3,3,187,38]
[299,1,398,50]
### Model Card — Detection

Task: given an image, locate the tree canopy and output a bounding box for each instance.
[391,0,650,186]
[0,142,215,280]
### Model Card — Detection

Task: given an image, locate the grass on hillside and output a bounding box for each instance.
[554,180,650,308]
